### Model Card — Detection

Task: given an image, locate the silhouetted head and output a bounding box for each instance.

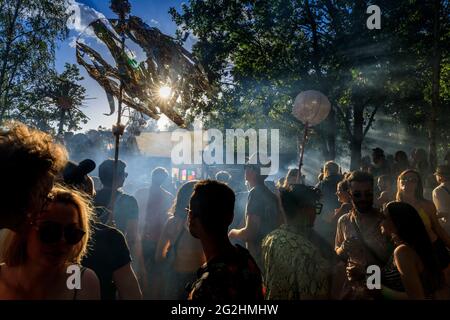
[323,161,339,178]
[347,171,374,213]
[215,171,232,184]
[151,167,169,187]
[394,151,408,165]
[170,180,197,219]
[188,180,235,239]
[372,147,385,165]
[279,184,322,227]
[62,159,96,196]
[98,159,127,189]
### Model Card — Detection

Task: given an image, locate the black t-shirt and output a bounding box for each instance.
[246,184,279,267]
[82,223,132,300]
[94,188,139,234]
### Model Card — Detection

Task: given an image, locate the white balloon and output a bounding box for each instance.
[292,90,331,126]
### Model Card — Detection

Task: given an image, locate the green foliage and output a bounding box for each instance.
[0,0,70,127]
[170,0,450,167]
[33,63,89,134]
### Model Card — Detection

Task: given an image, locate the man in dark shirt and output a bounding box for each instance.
[229,160,281,270]
[94,159,144,291]
[83,222,142,300]
[134,167,173,298]
[94,159,139,246]
[187,180,264,301]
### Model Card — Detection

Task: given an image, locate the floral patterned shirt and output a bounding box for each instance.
[262,224,330,300]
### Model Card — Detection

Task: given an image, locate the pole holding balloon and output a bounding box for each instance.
[292,90,331,183]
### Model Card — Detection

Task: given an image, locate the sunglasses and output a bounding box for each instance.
[36,221,85,245]
[351,191,373,199]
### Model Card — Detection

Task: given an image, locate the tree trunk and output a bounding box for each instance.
[58,108,66,136]
[304,0,336,160]
[0,0,22,123]
[327,106,336,160]
[350,104,364,170]
[429,0,441,170]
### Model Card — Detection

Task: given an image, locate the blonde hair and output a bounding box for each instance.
[396,169,425,202]
[283,169,299,187]
[0,185,93,266]
[323,161,339,178]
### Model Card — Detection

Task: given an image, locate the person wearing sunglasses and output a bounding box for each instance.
[335,171,392,299]
[397,169,450,282]
[0,186,100,299]
[262,184,337,299]
[61,162,142,301]
[0,122,67,231]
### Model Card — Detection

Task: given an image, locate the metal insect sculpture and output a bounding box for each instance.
[76,12,211,128]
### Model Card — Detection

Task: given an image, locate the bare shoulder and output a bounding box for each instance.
[77,267,100,300]
[165,215,178,231]
[421,200,436,213]
[337,212,351,226]
[380,191,389,199]
[393,244,420,273]
[394,244,415,259]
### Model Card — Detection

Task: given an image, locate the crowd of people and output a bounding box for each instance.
[0,121,450,300]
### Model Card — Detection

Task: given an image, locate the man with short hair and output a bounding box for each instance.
[187,180,264,301]
[0,122,67,230]
[262,184,331,299]
[335,171,392,299]
[95,159,139,238]
[371,148,391,179]
[215,170,232,184]
[141,167,173,251]
[94,159,143,286]
[135,167,173,298]
[432,165,450,234]
[228,157,281,269]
